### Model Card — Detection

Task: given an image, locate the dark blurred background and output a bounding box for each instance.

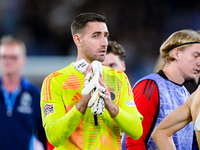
[0,0,200,86]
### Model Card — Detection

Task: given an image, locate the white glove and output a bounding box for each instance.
[73,59,88,73]
[81,61,105,95]
[73,59,93,88]
[74,59,106,115]
[82,61,106,115]
[87,88,99,107]
[88,88,107,108]
[91,96,105,115]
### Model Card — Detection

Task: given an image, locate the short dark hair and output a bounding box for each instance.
[107,41,126,61]
[71,12,107,36]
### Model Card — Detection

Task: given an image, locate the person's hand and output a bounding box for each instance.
[76,65,92,114]
[98,76,111,106]
[82,61,106,115]
[99,76,119,118]
[82,61,105,95]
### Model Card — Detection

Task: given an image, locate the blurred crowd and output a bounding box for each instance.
[0,0,200,84]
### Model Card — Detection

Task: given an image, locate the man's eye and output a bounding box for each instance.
[194,54,200,58]
[104,34,109,38]
[111,64,116,68]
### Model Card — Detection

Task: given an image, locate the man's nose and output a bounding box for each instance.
[100,38,108,48]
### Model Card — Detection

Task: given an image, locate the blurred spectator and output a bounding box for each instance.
[102,40,126,72]
[0,35,46,150]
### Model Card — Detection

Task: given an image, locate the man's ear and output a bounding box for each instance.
[73,34,81,47]
[122,61,126,72]
[172,48,179,60]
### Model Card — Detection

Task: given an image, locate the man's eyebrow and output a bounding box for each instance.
[93,31,101,35]
[105,31,109,35]
[93,31,109,34]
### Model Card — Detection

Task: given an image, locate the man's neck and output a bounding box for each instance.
[163,65,185,85]
[2,75,21,93]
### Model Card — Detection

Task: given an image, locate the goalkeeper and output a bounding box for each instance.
[40,12,143,150]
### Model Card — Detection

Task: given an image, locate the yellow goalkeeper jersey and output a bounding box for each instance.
[41,63,143,150]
